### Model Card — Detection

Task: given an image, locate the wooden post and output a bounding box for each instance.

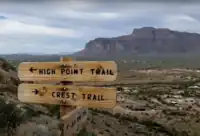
[60,57,76,136]
[17,57,117,136]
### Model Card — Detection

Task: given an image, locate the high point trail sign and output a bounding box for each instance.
[18,61,117,82]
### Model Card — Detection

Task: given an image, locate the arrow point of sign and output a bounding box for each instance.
[29,67,33,73]
[32,89,39,95]
[29,67,37,73]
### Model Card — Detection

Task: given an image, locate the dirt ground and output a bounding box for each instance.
[3,59,200,136]
[84,68,200,136]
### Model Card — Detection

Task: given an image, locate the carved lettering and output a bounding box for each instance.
[52,92,55,97]
[51,92,77,99]
[60,68,83,75]
[90,69,114,75]
[64,109,88,131]
[38,69,56,75]
[82,94,104,101]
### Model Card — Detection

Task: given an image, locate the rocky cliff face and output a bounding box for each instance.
[74,27,200,57]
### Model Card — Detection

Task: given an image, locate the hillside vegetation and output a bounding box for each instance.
[1,55,200,136]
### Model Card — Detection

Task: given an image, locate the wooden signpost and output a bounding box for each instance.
[61,107,88,136]
[59,57,79,136]
[59,57,75,119]
[17,57,118,136]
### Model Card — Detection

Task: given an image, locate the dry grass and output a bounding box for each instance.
[16,115,61,136]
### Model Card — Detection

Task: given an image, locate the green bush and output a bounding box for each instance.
[77,128,96,136]
[0,73,4,82]
[16,115,61,136]
[0,58,16,72]
[0,103,24,135]
[44,105,60,118]
[16,123,60,136]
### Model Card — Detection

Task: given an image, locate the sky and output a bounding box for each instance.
[0,0,200,54]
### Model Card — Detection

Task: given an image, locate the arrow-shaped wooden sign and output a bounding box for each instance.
[18,61,117,82]
[18,83,117,108]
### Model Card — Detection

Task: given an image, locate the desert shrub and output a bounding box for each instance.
[16,115,61,136]
[0,73,4,82]
[162,109,187,116]
[77,128,96,136]
[16,123,60,136]
[0,97,48,135]
[0,102,24,136]
[90,110,98,116]
[30,115,60,127]
[0,58,16,72]
[116,87,123,91]
[21,106,42,119]
[120,115,138,122]
[114,113,121,118]
[10,77,20,86]
[43,105,59,118]
[183,89,191,97]
[77,128,87,136]
[16,123,49,136]
[138,119,181,136]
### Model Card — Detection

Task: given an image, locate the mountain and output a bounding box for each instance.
[73,27,200,57]
[2,27,200,62]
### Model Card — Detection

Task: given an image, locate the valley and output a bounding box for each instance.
[86,67,200,136]
[1,56,200,136]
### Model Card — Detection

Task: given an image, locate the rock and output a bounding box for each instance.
[73,27,200,57]
[188,86,200,89]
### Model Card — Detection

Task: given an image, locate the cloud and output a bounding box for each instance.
[56,10,120,20]
[0,19,82,38]
[0,1,200,54]
[0,15,6,20]
[0,34,84,54]
[162,14,200,32]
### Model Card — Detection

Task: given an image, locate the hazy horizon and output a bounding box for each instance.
[0,52,72,55]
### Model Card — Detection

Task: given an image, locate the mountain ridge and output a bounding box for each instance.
[73,27,200,57]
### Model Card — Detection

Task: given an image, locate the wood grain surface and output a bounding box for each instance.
[18,83,117,108]
[18,61,117,82]
[61,107,88,136]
